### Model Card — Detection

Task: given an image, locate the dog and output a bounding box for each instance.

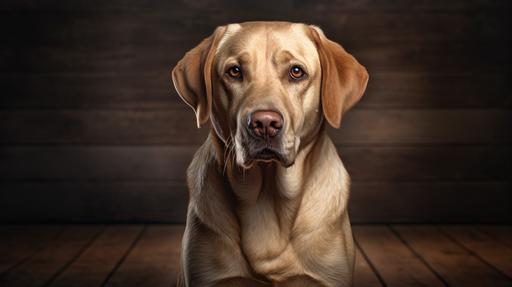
[171,21,368,287]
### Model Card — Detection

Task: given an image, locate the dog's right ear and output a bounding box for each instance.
[171,26,226,128]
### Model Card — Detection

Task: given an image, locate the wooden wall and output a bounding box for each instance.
[0,0,510,223]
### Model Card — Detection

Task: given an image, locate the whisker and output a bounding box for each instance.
[223,136,232,175]
[228,137,235,172]
[223,135,236,175]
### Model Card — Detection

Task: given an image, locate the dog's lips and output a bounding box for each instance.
[245,147,294,167]
[255,148,280,160]
[239,131,296,168]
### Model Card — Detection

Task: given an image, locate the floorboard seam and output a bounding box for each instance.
[0,225,67,280]
[100,224,147,287]
[437,226,512,281]
[353,235,387,287]
[476,226,512,249]
[388,225,451,287]
[42,225,107,287]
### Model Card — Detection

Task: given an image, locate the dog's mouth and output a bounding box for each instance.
[236,128,296,169]
[254,147,281,160]
[245,147,294,168]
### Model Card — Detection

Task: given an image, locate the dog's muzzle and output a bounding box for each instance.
[243,110,294,167]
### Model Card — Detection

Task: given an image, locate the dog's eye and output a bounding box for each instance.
[227,66,242,79]
[290,66,305,80]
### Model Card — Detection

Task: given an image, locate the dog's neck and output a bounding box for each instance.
[211,127,325,225]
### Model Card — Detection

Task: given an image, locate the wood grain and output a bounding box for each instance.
[393,225,512,287]
[0,9,509,74]
[49,225,144,287]
[0,0,510,12]
[0,0,510,223]
[478,225,512,248]
[103,225,183,287]
[1,181,510,223]
[0,225,104,287]
[349,181,512,223]
[0,225,63,274]
[440,225,512,279]
[2,224,512,287]
[0,146,509,181]
[353,245,383,287]
[1,73,510,109]
[353,225,445,286]
[1,109,510,145]
[0,182,188,223]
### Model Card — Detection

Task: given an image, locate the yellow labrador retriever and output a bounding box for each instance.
[172,21,368,287]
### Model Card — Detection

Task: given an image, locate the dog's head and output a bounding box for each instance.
[172,22,368,169]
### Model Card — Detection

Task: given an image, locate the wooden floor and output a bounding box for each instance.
[0,225,511,287]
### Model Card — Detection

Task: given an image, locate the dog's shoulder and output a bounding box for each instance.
[186,135,218,187]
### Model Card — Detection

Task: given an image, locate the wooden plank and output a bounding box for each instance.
[0,225,63,274]
[0,146,195,182]
[393,225,512,287]
[440,225,512,279]
[1,109,510,145]
[0,9,507,49]
[339,146,511,182]
[0,0,509,12]
[0,0,193,11]
[0,6,508,46]
[0,146,510,182]
[1,73,510,109]
[353,245,383,287]
[0,109,206,145]
[334,109,512,144]
[360,73,512,109]
[353,225,444,286]
[0,182,188,223]
[0,181,510,223]
[104,225,183,287]
[477,225,512,249]
[0,11,509,74]
[0,225,104,287]
[0,36,507,75]
[318,13,510,73]
[349,182,512,223]
[0,73,179,109]
[0,11,199,48]
[49,225,144,287]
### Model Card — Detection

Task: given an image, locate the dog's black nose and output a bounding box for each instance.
[249,110,283,138]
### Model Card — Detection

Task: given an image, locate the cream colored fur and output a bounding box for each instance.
[171,22,368,287]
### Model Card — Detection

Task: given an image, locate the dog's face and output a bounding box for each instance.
[172,22,368,169]
[212,23,322,168]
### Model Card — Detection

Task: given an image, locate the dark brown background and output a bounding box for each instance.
[0,0,510,223]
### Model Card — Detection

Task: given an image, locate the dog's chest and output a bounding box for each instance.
[230,165,307,279]
[237,195,302,280]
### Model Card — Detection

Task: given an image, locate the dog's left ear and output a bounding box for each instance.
[309,26,369,128]
[171,26,227,128]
